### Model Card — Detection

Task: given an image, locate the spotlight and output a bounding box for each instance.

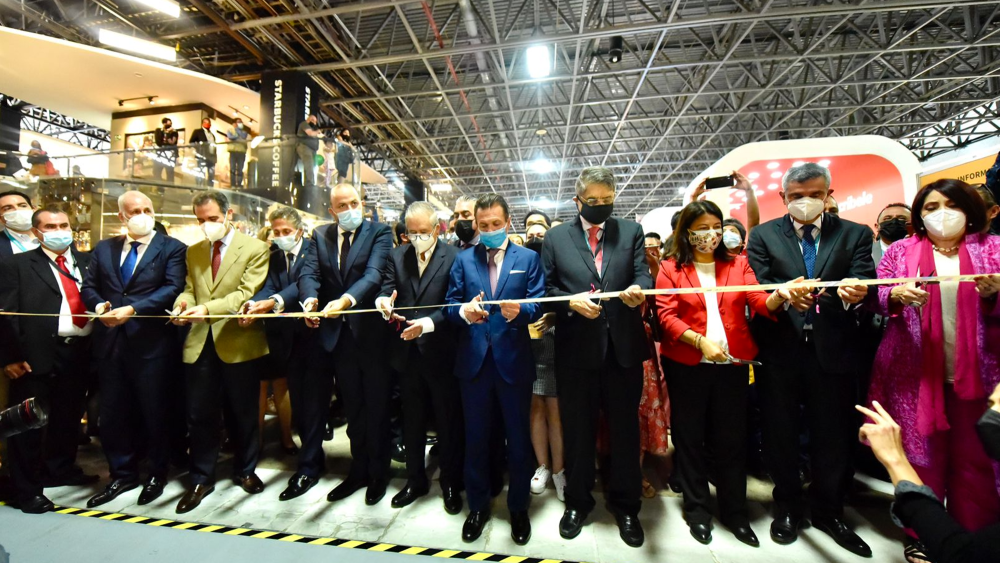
[148,97,156,105]
[526,45,551,78]
[609,36,623,64]
[118,100,124,107]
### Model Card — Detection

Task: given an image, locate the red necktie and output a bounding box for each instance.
[212,240,223,280]
[55,255,87,328]
[588,225,603,274]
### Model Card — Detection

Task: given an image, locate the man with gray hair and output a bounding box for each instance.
[746,162,875,556]
[541,166,651,547]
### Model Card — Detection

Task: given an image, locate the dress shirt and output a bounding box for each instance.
[579,215,606,244]
[788,214,852,310]
[462,237,509,324]
[693,261,730,363]
[119,230,156,268]
[209,226,235,264]
[269,236,303,313]
[42,246,92,337]
[5,229,39,254]
[934,250,960,384]
[376,240,438,335]
[880,240,890,254]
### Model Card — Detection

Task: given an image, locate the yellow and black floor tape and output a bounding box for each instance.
[52,505,576,563]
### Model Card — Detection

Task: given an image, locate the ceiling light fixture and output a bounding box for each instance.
[536,128,548,136]
[134,0,181,18]
[227,105,256,124]
[818,159,832,168]
[766,161,780,169]
[609,36,623,64]
[99,29,176,61]
[529,157,555,174]
[117,95,159,107]
[430,183,452,193]
[526,45,551,78]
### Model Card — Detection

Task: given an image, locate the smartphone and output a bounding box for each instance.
[704,175,736,189]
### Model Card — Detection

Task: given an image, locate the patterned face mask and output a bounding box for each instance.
[688,228,723,254]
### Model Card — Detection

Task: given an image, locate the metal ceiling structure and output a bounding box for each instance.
[2,0,1000,223]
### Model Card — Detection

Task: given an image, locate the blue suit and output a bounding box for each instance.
[252,238,311,369]
[445,242,544,512]
[80,232,187,481]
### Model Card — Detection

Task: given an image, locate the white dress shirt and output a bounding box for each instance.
[5,229,39,254]
[42,246,93,337]
[788,214,853,311]
[270,236,303,313]
[693,261,730,363]
[119,231,156,268]
[376,240,438,335]
[209,226,235,264]
[934,250,961,384]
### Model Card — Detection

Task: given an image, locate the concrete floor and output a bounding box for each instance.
[1,420,908,563]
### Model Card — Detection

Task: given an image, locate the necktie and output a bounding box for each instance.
[55,255,87,328]
[211,240,223,280]
[487,248,500,295]
[588,225,603,275]
[340,231,352,274]
[801,225,817,278]
[286,251,295,272]
[121,241,140,286]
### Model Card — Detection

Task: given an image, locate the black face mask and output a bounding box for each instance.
[525,239,544,254]
[879,218,909,243]
[454,220,476,243]
[977,408,1000,462]
[579,201,614,225]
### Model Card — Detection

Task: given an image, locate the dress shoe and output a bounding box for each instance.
[18,494,55,514]
[323,422,335,441]
[723,521,759,547]
[612,510,645,548]
[279,474,318,501]
[138,476,166,505]
[391,482,429,508]
[87,478,140,508]
[232,473,265,494]
[176,484,214,514]
[510,510,531,545]
[812,516,872,558]
[688,522,712,544]
[282,443,299,456]
[428,444,440,457]
[43,472,99,488]
[366,480,388,505]
[770,512,803,545]
[327,478,367,502]
[442,485,463,515]
[391,442,406,464]
[462,511,490,542]
[559,508,588,539]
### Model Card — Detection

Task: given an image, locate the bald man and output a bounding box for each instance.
[81,191,188,508]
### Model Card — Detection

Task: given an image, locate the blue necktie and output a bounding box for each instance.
[801,225,817,278]
[121,241,140,286]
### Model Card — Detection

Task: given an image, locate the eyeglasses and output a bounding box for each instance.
[583,197,615,206]
[407,233,435,241]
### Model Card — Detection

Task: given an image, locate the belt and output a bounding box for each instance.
[54,335,88,346]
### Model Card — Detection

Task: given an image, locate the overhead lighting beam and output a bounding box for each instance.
[526,45,551,78]
[134,0,180,18]
[98,29,176,62]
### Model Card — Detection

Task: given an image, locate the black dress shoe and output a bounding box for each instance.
[176,484,214,513]
[442,485,463,515]
[612,511,644,548]
[391,442,406,464]
[18,494,55,514]
[510,510,531,545]
[812,516,872,558]
[87,478,140,508]
[724,522,759,547]
[328,478,367,502]
[559,508,588,539]
[279,474,318,501]
[323,422,335,441]
[770,512,803,545]
[282,444,299,456]
[391,482,429,508]
[43,472,100,488]
[366,480,387,505]
[462,511,490,542]
[232,473,265,494]
[688,522,712,544]
[138,476,166,505]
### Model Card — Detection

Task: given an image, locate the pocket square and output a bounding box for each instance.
[510,270,526,274]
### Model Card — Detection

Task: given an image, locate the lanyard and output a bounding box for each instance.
[5,230,30,253]
[45,254,81,284]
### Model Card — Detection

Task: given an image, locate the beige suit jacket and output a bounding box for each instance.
[174,229,270,364]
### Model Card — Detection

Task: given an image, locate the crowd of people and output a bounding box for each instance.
[1,160,1000,563]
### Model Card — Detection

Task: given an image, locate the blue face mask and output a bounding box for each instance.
[337,207,363,232]
[42,230,74,252]
[480,226,507,249]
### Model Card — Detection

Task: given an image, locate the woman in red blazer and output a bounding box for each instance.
[655,200,805,548]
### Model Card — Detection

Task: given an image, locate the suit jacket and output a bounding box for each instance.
[297,220,393,353]
[541,216,653,369]
[0,236,13,261]
[379,241,459,374]
[252,238,312,365]
[746,213,876,372]
[445,243,544,382]
[173,230,270,364]
[655,256,776,366]
[0,247,92,374]
[81,233,188,360]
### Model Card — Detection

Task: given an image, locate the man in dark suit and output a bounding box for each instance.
[80,191,187,508]
[747,162,876,557]
[298,183,393,505]
[0,205,96,513]
[451,195,479,249]
[0,190,38,260]
[377,201,463,514]
[445,194,544,545]
[541,166,652,548]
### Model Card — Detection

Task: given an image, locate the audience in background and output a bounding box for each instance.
[225,118,249,188]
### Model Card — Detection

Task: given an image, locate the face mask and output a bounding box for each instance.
[237,123,243,130]
[787,197,825,223]
[878,218,909,243]
[579,200,614,225]
[337,208,363,232]
[922,208,966,239]
[3,209,33,232]
[976,408,1000,462]
[688,228,722,254]
[454,219,476,243]
[480,226,507,249]
[201,221,228,242]
[41,230,73,252]
[722,230,743,250]
[126,213,155,237]
[410,234,435,255]
[525,239,544,254]
[273,234,298,252]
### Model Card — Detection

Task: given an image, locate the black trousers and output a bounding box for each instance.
[400,346,463,489]
[666,360,749,526]
[290,334,332,479]
[7,336,90,501]
[229,152,246,187]
[185,334,260,485]
[557,341,643,516]
[99,337,171,481]
[756,338,856,519]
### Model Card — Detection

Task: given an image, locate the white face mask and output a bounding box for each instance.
[126,213,155,237]
[201,221,228,242]
[787,197,825,223]
[722,230,743,250]
[409,234,436,255]
[922,208,966,239]
[273,234,298,252]
[2,208,33,232]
